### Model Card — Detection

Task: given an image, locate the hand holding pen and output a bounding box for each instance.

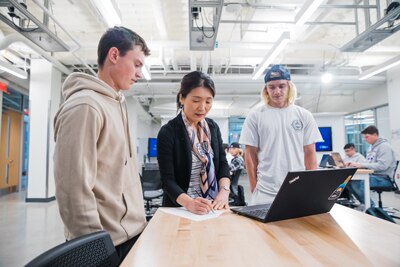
[186,197,214,215]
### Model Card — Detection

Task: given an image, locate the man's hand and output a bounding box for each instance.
[347,162,362,168]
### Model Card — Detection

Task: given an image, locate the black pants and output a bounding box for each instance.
[115,234,140,263]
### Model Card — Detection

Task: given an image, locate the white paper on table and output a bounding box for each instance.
[158,207,225,221]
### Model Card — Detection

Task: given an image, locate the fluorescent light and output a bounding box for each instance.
[295,0,325,26]
[321,72,332,83]
[0,60,28,79]
[252,32,290,80]
[90,0,121,27]
[142,65,151,80]
[359,55,400,80]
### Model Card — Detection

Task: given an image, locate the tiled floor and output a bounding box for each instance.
[1,174,399,266]
[0,192,64,267]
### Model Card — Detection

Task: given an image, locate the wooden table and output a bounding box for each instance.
[121,205,400,267]
[353,169,374,210]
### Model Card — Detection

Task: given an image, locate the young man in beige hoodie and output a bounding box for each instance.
[53,26,150,262]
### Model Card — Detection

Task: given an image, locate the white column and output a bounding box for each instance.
[26,59,61,201]
[387,65,400,160]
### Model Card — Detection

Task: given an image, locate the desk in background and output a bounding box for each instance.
[121,205,400,267]
[353,169,374,210]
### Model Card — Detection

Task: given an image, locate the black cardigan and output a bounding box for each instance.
[157,113,230,207]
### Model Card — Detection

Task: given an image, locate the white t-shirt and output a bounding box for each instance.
[240,104,322,204]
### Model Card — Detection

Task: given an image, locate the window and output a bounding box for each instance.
[228,117,245,144]
[344,106,389,156]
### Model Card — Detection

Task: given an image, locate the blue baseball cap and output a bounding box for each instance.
[264,65,291,84]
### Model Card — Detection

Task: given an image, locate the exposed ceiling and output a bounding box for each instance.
[0,0,399,120]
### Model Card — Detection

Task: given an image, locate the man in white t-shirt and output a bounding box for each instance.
[239,65,323,205]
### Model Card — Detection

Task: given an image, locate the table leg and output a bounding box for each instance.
[364,175,370,211]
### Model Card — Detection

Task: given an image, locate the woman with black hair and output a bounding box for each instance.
[157,71,231,215]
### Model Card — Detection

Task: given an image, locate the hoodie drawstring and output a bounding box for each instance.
[119,94,133,158]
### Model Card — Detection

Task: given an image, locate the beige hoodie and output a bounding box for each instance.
[54,72,146,246]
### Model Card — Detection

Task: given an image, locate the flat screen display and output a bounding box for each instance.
[316,127,332,152]
[148,138,157,158]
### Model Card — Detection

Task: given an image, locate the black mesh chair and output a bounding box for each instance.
[25,231,119,267]
[140,168,163,219]
[370,161,399,215]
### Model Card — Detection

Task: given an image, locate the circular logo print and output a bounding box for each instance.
[291,119,303,131]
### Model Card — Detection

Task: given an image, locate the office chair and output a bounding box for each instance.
[370,161,399,218]
[229,169,246,206]
[25,231,119,267]
[140,168,163,219]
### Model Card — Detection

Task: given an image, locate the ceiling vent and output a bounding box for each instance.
[189,0,223,51]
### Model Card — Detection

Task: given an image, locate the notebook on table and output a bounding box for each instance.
[231,168,357,223]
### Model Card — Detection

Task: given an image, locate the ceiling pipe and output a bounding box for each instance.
[0,33,71,75]
[32,0,96,76]
[32,0,81,52]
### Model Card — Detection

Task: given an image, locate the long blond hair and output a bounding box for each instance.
[260,80,297,105]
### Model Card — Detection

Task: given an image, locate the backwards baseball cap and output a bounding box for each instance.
[229,142,241,148]
[264,65,291,84]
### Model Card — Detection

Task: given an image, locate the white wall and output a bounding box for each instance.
[387,65,400,161]
[314,113,346,161]
[126,97,161,169]
[211,117,229,143]
[376,105,391,140]
[316,85,388,113]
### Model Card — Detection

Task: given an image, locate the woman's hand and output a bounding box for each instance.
[186,197,213,215]
[212,190,230,210]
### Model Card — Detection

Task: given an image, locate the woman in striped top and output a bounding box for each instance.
[157,71,231,215]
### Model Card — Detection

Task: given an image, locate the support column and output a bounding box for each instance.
[26,59,61,202]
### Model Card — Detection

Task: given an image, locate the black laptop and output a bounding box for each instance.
[319,154,335,168]
[231,168,357,223]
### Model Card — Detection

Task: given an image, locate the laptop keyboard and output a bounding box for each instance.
[246,208,270,218]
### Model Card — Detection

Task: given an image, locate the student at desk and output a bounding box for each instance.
[343,143,366,164]
[347,125,397,206]
[157,71,231,215]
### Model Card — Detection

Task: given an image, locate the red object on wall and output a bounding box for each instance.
[0,81,9,94]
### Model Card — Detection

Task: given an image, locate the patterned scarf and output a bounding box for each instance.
[182,111,218,199]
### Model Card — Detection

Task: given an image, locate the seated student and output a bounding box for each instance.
[223,143,234,164]
[157,71,231,215]
[229,142,245,197]
[343,143,366,164]
[347,126,397,206]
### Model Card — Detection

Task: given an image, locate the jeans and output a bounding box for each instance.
[348,174,393,207]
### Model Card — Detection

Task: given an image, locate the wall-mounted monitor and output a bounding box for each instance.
[148,138,157,158]
[316,127,332,152]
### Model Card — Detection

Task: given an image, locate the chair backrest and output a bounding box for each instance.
[392,160,399,190]
[141,168,162,191]
[25,231,119,267]
[231,168,243,182]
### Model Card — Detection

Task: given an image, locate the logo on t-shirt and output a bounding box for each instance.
[291,119,303,131]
